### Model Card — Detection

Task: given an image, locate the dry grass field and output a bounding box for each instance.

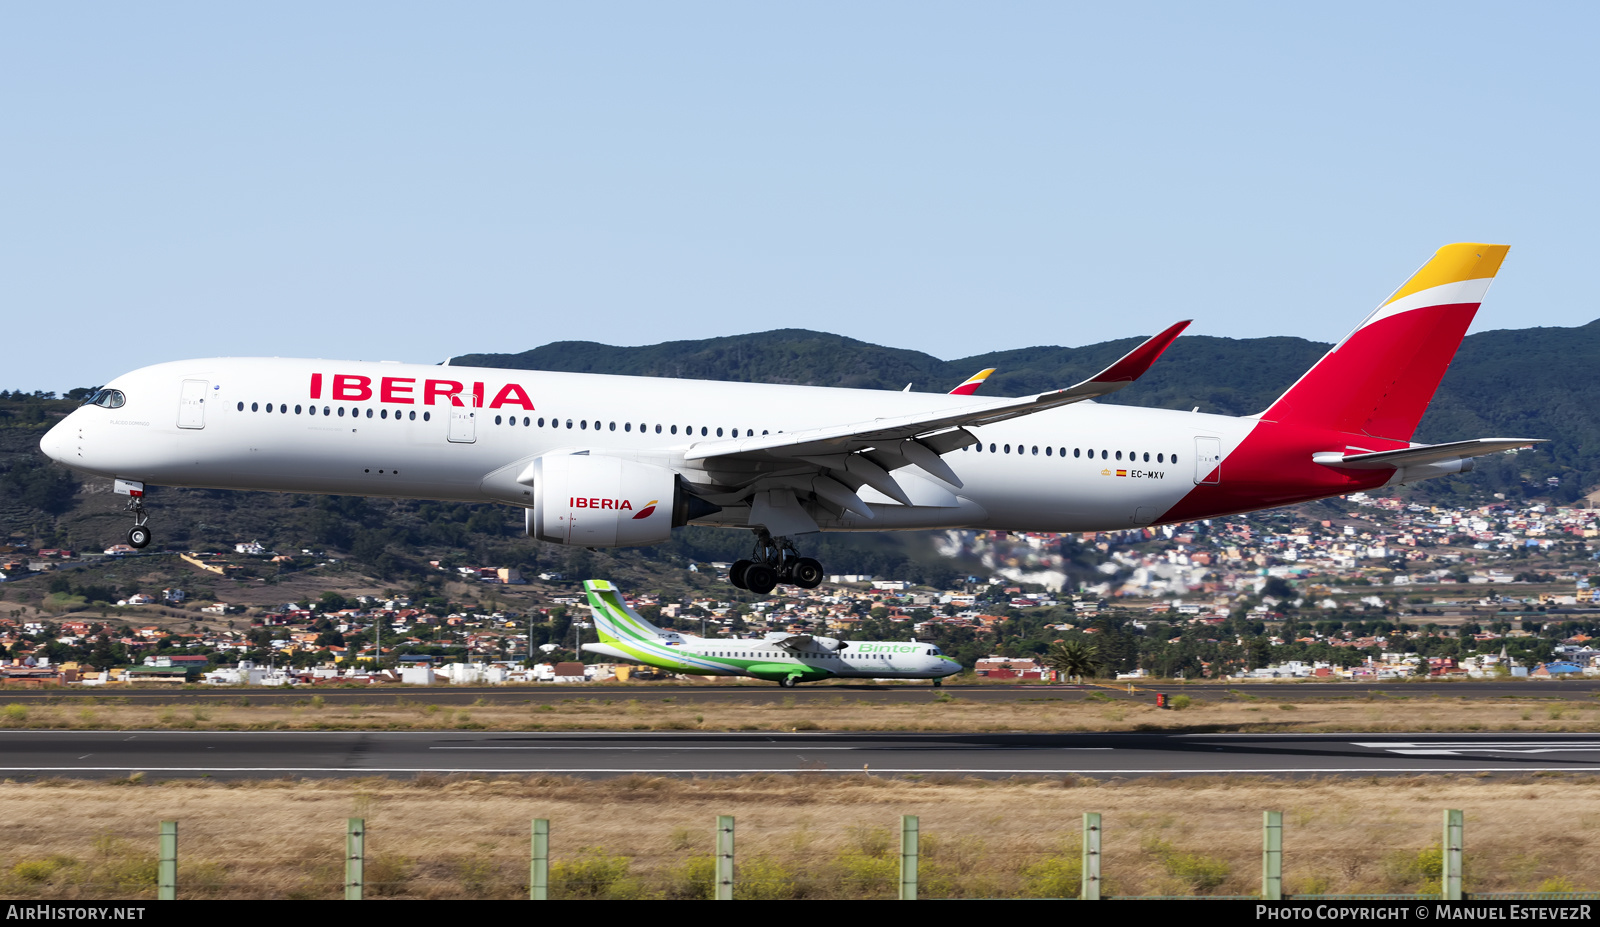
[0,772,1595,900]
[4,688,1600,733]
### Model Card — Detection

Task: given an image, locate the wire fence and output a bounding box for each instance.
[6,808,1600,900]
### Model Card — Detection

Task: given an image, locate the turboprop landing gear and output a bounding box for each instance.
[729,529,823,594]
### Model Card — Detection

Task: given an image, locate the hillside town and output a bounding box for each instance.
[3,489,1599,687]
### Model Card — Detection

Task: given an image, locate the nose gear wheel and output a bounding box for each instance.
[125,496,152,549]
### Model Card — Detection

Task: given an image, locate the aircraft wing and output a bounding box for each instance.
[769,634,815,651]
[1314,438,1546,470]
[684,321,1190,474]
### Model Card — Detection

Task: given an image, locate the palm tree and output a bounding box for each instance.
[1044,639,1102,684]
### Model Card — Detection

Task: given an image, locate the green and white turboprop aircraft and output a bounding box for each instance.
[579,580,963,687]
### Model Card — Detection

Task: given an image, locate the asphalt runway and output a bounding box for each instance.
[9,730,1600,779]
[3,679,1598,706]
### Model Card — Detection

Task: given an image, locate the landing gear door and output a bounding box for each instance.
[1194,436,1221,484]
[447,407,477,444]
[178,379,208,430]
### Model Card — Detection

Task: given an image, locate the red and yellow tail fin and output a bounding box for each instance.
[1261,243,1509,441]
[948,368,996,396]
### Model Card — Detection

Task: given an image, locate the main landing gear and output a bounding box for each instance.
[729,529,824,594]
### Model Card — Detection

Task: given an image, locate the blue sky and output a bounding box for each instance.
[5,3,1596,391]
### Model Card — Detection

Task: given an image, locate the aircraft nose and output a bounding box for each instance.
[39,416,71,464]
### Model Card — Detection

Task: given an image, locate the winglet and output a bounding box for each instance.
[948,368,996,396]
[1091,320,1190,384]
[1045,320,1189,403]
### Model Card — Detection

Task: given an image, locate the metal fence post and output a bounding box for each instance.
[1443,809,1464,900]
[715,815,735,900]
[158,820,177,901]
[1081,812,1101,900]
[1263,811,1283,901]
[345,817,365,900]
[900,815,919,900]
[530,818,549,900]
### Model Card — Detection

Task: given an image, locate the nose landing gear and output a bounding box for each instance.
[730,529,823,594]
[115,479,152,550]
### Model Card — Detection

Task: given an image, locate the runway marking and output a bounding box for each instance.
[6,765,1600,775]
[427,746,1114,752]
[1353,741,1600,756]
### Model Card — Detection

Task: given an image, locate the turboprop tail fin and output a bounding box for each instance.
[585,579,667,645]
[1260,243,1509,441]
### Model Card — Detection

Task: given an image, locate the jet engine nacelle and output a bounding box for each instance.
[527,454,716,547]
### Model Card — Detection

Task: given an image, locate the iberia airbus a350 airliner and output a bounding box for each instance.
[42,244,1541,594]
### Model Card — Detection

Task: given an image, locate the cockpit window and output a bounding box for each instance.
[81,389,125,409]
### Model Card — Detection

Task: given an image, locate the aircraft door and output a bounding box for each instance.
[1193,436,1221,484]
[448,407,477,444]
[178,379,208,430]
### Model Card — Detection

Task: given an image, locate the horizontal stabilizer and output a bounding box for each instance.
[1313,438,1545,470]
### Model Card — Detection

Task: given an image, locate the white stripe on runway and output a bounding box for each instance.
[426,746,1113,751]
[6,765,1600,775]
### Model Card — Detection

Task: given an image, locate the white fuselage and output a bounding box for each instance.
[42,357,1260,533]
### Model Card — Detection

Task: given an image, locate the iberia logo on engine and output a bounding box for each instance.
[570,498,660,520]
